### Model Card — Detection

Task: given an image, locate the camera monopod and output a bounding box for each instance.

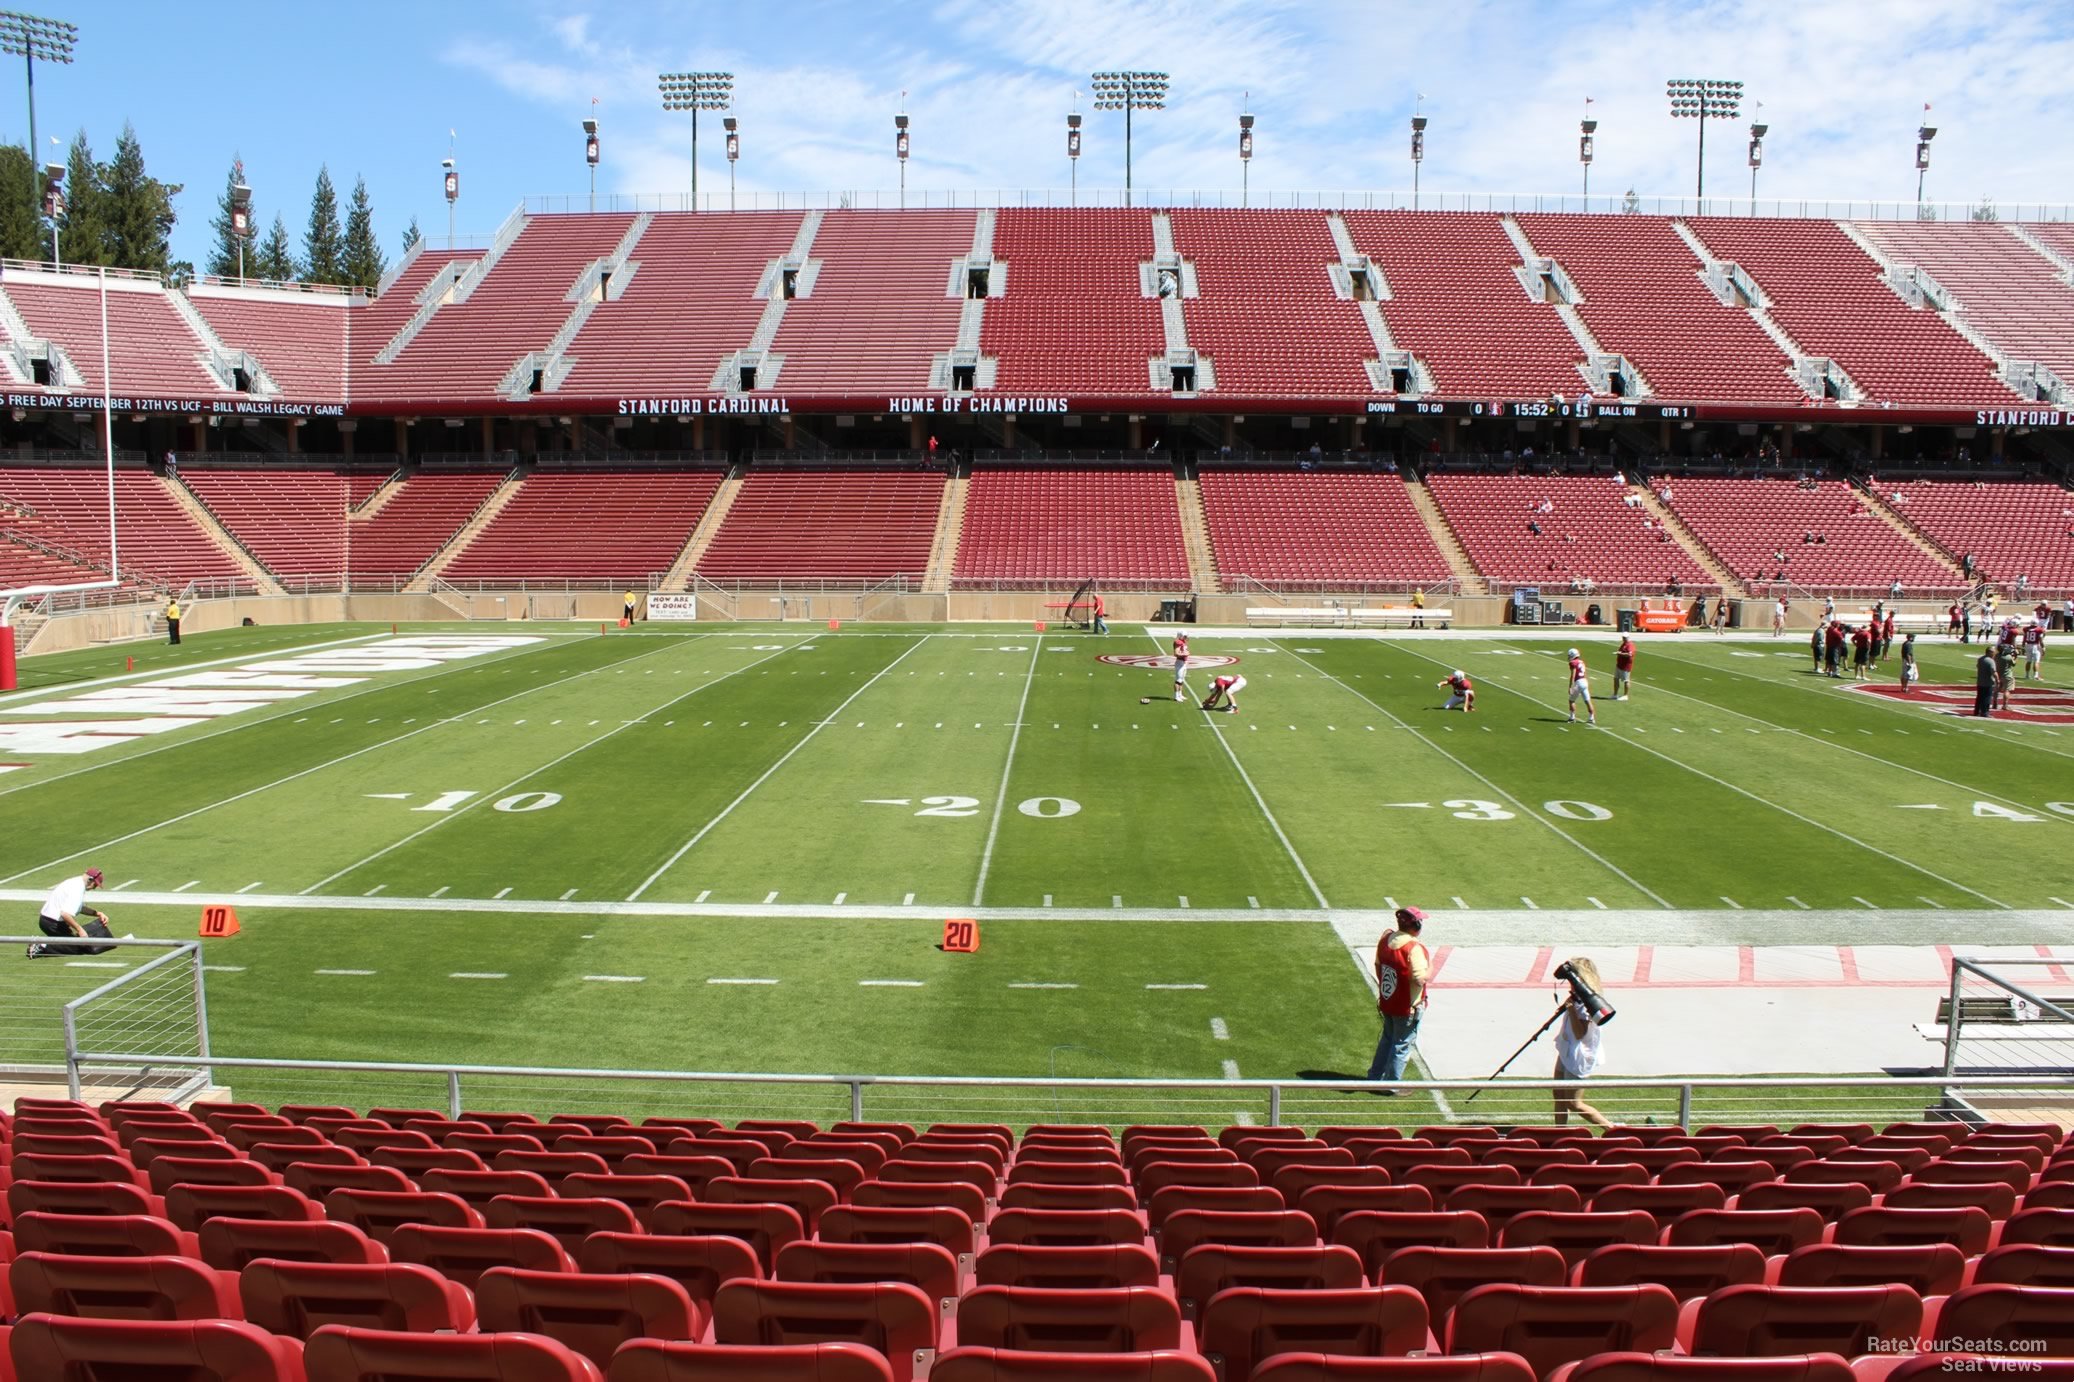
[1464,962,1616,1105]
[1463,999,1570,1105]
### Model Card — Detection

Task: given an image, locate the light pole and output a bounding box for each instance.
[895,102,910,209]
[1666,77,1743,202]
[1747,113,1767,213]
[231,173,251,284]
[1066,100,1082,206]
[1915,111,1937,215]
[1410,109,1427,210]
[0,10,76,229]
[1238,100,1255,209]
[441,155,457,249]
[1090,70,1167,207]
[724,115,739,211]
[658,70,733,211]
[1579,114,1597,201]
[40,159,59,265]
[583,113,600,213]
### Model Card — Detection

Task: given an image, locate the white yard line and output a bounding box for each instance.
[302,642,802,896]
[583,975,644,983]
[627,636,932,901]
[708,977,779,985]
[974,636,1045,906]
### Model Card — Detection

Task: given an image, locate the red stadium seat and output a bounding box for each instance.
[385,1224,574,1289]
[620,1156,736,1197]
[852,1179,990,1223]
[485,1194,643,1255]
[199,1218,388,1272]
[1549,1353,1856,1382]
[1497,1211,1657,1268]
[712,1280,937,1382]
[818,1205,976,1259]
[1294,1185,1433,1235]
[1159,1209,1317,1268]
[9,1211,198,1260]
[418,1168,558,1215]
[932,1347,1216,1382]
[283,1165,414,1199]
[9,1250,243,1322]
[1145,1185,1284,1230]
[1377,1245,1568,1323]
[988,1208,1148,1249]
[558,1174,695,1226]
[1774,1244,1965,1295]
[1444,1285,1680,1381]
[1252,1354,1538,1382]
[578,1233,763,1314]
[1735,1184,1874,1218]
[1666,1209,1826,1257]
[239,1259,475,1339]
[1197,1285,1429,1382]
[475,1266,705,1369]
[1881,1181,2016,1216]
[323,1188,482,1245]
[998,1183,1141,1214]
[1992,1208,2074,1248]
[1333,1211,1490,1274]
[1968,1244,2074,1288]
[704,1176,839,1233]
[1831,1206,1992,1255]
[1856,1357,2074,1382]
[1571,1244,1768,1301]
[148,1156,280,1195]
[165,1183,324,1233]
[2,1314,307,1382]
[976,1242,1162,1293]
[1924,1284,2074,1356]
[1445,1186,1583,1233]
[647,1202,805,1274]
[956,1284,1182,1355]
[607,1340,893,1382]
[778,1241,961,1305]
[300,1324,605,1381]
[1680,1284,1924,1358]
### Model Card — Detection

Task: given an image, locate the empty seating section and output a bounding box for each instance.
[360,214,639,402]
[1884,480,2074,591]
[1850,223,2074,391]
[181,469,350,579]
[345,472,505,580]
[697,468,943,584]
[0,530,107,589]
[1664,480,1959,594]
[1,272,230,397]
[0,466,243,585]
[347,248,481,385]
[1513,216,1802,404]
[1684,219,2015,406]
[347,473,391,509]
[4,1105,2068,1382]
[984,209,1163,393]
[954,467,1188,586]
[1342,212,1584,400]
[1167,210,1372,397]
[769,210,973,392]
[441,470,723,584]
[1427,474,1710,590]
[1198,471,1452,588]
[188,286,353,402]
[561,211,804,397]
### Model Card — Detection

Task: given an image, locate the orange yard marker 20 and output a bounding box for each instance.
[198,904,241,939]
[941,918,980,953]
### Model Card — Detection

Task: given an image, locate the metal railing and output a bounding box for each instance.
[1942,957,2074,1082]
[0,937,209,1103]
[50,1048,2074,1131]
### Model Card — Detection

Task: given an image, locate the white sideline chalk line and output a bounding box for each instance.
[974,636,1044,906]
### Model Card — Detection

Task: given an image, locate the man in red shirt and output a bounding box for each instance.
[1201,673,1247,714]
[1613,636,1635,700]
[1438,669,1474,712]
[1881,610,1897,664]
[1948,602,1963,640]
[1850,624,1872,681]
[1366,906,1431,1093]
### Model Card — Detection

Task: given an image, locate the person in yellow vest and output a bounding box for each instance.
[623,591,637,624]
[165,596,182,644]
[1410,587,1426,630]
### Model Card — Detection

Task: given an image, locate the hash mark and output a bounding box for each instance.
[1586,896,1606,910]
[902,893,915,905]
[1211,1017,1230,1040]
[430,886,449,898]
[317,968,375,976]
[1010,982,1077,989]
[173,880,199,893]
[763,891,779,904]
[1785,896,1811,909]
[584,975,645,983]
[695,891,711,903]
[237,881,263,894]
[708,978,778,985]
[450,972,507,979]
[1147,983,1207,990]
[493,887,513,899]
[861,979,923,987]
[1221,1059,1242,1080]
[1720,896,1742,909]
[363,884,385,897]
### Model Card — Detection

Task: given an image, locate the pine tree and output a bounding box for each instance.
[58,130,107,266]
[302,165,343,284]
[206,156,254,279]
[0,145,45,261]
[401,215,422,254]
[255,214,295,282]
[340,174,385,289]
[102,121,177,274]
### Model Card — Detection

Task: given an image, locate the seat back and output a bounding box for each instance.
[646,1202,805,1275]
[1496,1212,1654,1268]
[199,1217,387,1272]
[1588,1186,1726,1219]
[322,1189,482,1245]
[1929,1284,2074,1357]
[1774,1244,1965,1295]
[1378,1245,1567,1324]
[1832,1206,1992,1255]
[164,1184,322,1233]
[385,1224,574,1289]
[1968,1245,2074,1289]
[1665,1209,1825,1257]
[705,1177,839,1234]
[605,1341,893,1382]
[238,1259,474,1340]
[986,1208,1147,1249]
[5,1179,159,1222]
[818,1205,975,1259]
[1733,1184,1874,1218]
[475,1267,703,1370]
[1174,1244,1364,1316]
[2,1314,307,1382]
[1293,1186,1433,1237]
[710,1279,937,1382]
[1333,1211,1490,1275]
[973,1242,1162,1293]
[777,1241,961,1306]
[1250,1353,1539,1382]
[577,1232,762,1314]
[1444,1285,1680,1380]
[1570,1244,1766,1301]
[8,1250,239,1322]
[415,1168,555,1214]
[955,1283,1184,1355]
[1160,1209,1317,1268]
[1554,1351,1857,1382]
[1685,1283,1924,1359]
[1197,1285,1430,1382]
[300,1324,605,1381]
[931,1347,1216,1382]
[1999,1209,2074,1248]
[10,1211,197,1261]
[1144,1185,1284,1231]
[484,1194,642,1255]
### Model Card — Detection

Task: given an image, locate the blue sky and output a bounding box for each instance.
[13,0,2073,276]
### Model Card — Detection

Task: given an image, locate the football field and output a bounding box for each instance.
[4,620,2073,1119]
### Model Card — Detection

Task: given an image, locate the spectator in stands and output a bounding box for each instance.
[1366,906,1430,1094]
[1552,956,1613,1130]
[1961,552,1975,580]
[1890,579,1904,600]
[164,596,182,645]
[27,867,121,959]
[1974,650,1998,716]
[1528,519,1543,536]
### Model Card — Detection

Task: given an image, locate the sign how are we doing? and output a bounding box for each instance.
[0,635,545,765]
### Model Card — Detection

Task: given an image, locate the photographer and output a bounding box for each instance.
[27,867,122,959]
[1365,906,1430,1095]
[1552,956,1613,1129]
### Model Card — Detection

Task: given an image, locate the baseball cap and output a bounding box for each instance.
[84,867,103,886]
[1395,905,1427,928]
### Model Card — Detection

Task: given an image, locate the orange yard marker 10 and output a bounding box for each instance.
[199,905,241,939]
[942,918,979,953]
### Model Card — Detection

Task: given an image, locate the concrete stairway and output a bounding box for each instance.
[1405,475,1490,595]
[349,470,406,519]
[1856,484,1968,578]
[159,473,285,596]
[921,470,968,594]
[1633,487,1747,596]
[660,466,747,591]
[1174,475,1221,594]
[407,471,525,591]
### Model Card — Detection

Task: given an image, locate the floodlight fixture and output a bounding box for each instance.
[1748,111,1768,211]
[1090,69,1168,206]
[1666,76,1743,200]
[895,102,910,208]
[1579,114,1597,198]
[658,70,734,210]
[582,113,600,212]
[1410,99,1428,209]
[230,173,252,283]
[441,153,457,249]
[1066,94,1082,205]
[1238,98,1254,208]
[0,10,77,227]
[724,114,739,211]
[1915,114,1937,209]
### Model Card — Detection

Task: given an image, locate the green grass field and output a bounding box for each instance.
[3,620,2070,1123]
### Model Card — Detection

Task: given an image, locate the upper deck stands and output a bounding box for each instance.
[1426,473,1710,590]
[1166,210,1373,398]
[697,468,945,584]
[1849,222,2074,395]
[347,249,481,393]
[0,269,232,398]
[982,209,1164,395]
[1885,479,2074,592]
[1662,478,1959,594]
[1685,219,2017,407]
[180,468,350,580]
[358,215,637,402]
[1342,211,1585,401]
[767,210,972,394]
[188,284,353,404]
[441,469,723,584]
[559,211,805,399]
[953,466,1189,587]
[1198,469,1452,588]
[1514,215,1803,405]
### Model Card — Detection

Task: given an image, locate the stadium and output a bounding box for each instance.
[3,5,2074,1379]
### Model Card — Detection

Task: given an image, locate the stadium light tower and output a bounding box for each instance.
[895,96,910,209]
[1090,70,1167,207]
[1747,105,1768,213]
[231,170,252,284]
[1579,99,1597,200]
[724,114,739,211]
[583,106,600,213]
[0,10,77,227]
[1410,97,1427,209]
[1666,77,1742,201]
[1238,96,1255,209]
[1915,108,1937,214]
[441,152,458,249]
[1066,93,1082,206]
[658,70,733,211]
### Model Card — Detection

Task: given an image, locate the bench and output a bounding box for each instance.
[1245,606,1452,629]
[1936,996,2074,1026]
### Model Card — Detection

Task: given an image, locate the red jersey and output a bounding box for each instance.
[1447,673,1473,691]
[2024,625,2044,648]
[1173,635,1189,659]
[1852,629,1870,651]
[1211,675,1238,692]
[1568,655,1587,684]
[1883,614,1896,639]
[1615,642,1634,672]
[1948,604,1962,625]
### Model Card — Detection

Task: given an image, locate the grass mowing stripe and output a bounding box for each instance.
[626,635,932,901]
[0,634,710,888]
[1392,640,2011,910]
[302,640,803,895]
[973,635,1044,906]
[1278,643,1674,909]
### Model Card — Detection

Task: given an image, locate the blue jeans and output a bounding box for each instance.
[1367,1007,1422,1083]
